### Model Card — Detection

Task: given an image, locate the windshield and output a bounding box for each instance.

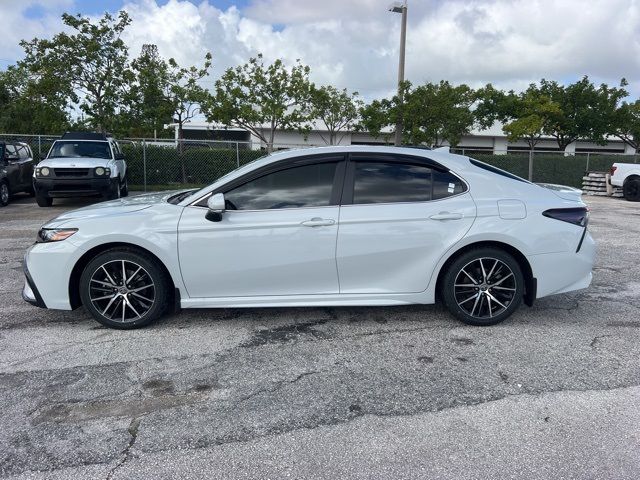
[48,141,112,159]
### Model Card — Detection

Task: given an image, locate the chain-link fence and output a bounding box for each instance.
[451,148,638,188]
[2,133,638,191]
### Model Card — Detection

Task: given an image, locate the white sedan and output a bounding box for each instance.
[22,146,594,329]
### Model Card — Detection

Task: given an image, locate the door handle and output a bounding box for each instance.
[430,212,463,221]
[301,217,335,227]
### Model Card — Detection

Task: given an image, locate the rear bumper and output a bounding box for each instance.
[34,177,116,198]
[528,231,596,298]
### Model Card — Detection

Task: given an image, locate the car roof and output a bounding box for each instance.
[61,132,111,141]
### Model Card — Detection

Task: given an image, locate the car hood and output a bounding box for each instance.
[44,191,185,227]
[38,157,113,168]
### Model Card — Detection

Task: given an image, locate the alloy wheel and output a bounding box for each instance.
[453,257,517,319]
[88,259,155,322]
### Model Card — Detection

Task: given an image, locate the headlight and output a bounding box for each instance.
[36,167,50,177]
[95,167,105,176]
[94,167,110,176]
[37,228,78,243]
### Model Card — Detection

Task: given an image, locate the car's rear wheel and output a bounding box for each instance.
[35,193,52,207]
[441,248,524,326]
[623,177,640,202]
[79,248,170,329]
[0,181,9,207]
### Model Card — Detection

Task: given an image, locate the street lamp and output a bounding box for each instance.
[389,1,407,146]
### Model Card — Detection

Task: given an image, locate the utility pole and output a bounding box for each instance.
[389,1,408,146]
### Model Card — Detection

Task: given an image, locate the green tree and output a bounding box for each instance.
[309,85,363,145]
[611,100,640,151]
[358,96,396,143]
[0,64,70,134]
[122,44,175,138]
[20,11,132,133]
[205,54,313,152]
[474,84,517,130]
[403,81,476,147]
[164,52,212,146]
[540,77,628,150]
[360,81,476,147]
[502,85,562,149]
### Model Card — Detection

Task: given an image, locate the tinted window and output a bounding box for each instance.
[225,162,337,210]
[353,162,432,204]
[5,144,17,158]
[49,141,112,159]
[17,145,30,159]
[432,170,467,199]
[469,158,528,183]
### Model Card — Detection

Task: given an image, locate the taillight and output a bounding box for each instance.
[542,207,589,227]
[610,165,617,176]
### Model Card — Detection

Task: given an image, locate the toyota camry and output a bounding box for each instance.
[22,146,594,329]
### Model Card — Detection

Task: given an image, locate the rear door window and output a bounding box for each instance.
[349,158,467,205]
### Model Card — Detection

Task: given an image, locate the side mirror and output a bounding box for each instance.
[205,193,225,222]
[115,153,125,160]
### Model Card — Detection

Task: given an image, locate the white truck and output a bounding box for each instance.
[610,162,640,201]
[33,132,128,207]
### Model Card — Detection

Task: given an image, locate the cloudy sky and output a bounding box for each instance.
[1,0,639,100]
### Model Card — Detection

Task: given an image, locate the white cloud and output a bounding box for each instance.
[1,0,639,100]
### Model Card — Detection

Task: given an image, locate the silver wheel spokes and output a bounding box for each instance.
[454,257,516,319]
[89,260,155,322]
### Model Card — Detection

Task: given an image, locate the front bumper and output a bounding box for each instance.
[34,177,116,198]
[22,256,46,308]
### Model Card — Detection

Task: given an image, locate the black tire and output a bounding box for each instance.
[623,177,640,202]
[35,193,53,207]
[441,247,524,326]
[120,177,129,197]
[79,248,170,329]
[0,181,9,207]
[105,179,121,201]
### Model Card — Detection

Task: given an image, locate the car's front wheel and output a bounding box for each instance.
[79,248,170,329]
[441,248,524,326]
[35,193,52,207]
[623,177,640,202]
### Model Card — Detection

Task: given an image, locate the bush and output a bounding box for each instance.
[467,152,637,188]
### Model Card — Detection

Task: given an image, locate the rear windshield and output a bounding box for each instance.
[48,141,112,159]
[469,158,529,183]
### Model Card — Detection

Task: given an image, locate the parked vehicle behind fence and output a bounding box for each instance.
[0,141,35,207]
[33,132,128,207]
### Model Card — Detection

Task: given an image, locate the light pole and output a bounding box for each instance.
[389,1,407,146]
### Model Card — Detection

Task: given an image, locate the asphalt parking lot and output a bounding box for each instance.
[1,193,639,479]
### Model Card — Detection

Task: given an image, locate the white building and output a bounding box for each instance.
[169,121,635,155]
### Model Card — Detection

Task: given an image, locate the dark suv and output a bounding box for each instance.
[0,142,35,207]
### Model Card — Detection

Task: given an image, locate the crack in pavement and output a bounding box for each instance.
[99,383,640,468]
[238,371,319,403]
[106,416,142,480]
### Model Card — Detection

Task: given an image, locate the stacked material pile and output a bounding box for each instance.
[582,172,608,196]
[581,172,623,197]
